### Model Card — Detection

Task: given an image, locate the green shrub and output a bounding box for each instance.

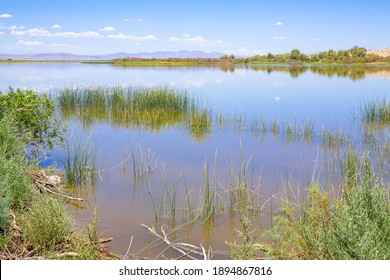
[264,158,390,259]
[21,195,71,251]
[0,121,34,232]
[0,87,65,150]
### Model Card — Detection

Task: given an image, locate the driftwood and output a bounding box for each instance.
[141,224,214,260]
[30,170,83,201]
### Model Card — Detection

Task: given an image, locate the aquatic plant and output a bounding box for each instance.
[57,85,212,141]
[360,99,390,131]
[59,135,97,187]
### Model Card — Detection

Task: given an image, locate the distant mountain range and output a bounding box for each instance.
[0,50,225,60]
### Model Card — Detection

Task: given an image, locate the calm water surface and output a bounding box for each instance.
[1,63,389,258]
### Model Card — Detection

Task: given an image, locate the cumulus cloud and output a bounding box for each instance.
[275,21,283,26]
[124,18,130,22]
[0,14,13,18]
[54,31,103,38]
[10,30,27,36]
[52,24,61,29]
[24,28,51,37]
[11,28,103,38]
[16,40,44,46]
[99,26,116,32]
[16,40,79,49]
[10,25,25,30]
[169,35,207,44]
[107,33,157,42]
[273,36,286,40]
[0,32,4,36]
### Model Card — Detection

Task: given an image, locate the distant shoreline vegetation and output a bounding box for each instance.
[1,46,390,65]
[99,46,390,66]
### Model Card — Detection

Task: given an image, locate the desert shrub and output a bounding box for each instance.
[21,195,71,251]
[264,157,390,260]
[0,87,65,150]
[0,121,34,232]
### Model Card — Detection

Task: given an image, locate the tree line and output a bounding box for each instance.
[230,46,390,64]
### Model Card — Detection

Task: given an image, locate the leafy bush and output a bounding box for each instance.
[0,87,65,150]
[21,195,71,251]
[264,157,390,260]
[0,121,34,232]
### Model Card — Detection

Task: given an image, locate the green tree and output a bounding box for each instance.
[289,49,301,60]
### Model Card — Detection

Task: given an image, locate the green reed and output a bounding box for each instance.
[59,134,97,187]
[360,98,390,130]
[57,85,212,140]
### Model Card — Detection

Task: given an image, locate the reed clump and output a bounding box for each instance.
[361,99,390,130]
[59,135,97,187]
[57,85,212,140]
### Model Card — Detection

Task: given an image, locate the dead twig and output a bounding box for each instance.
[141,224,214,260]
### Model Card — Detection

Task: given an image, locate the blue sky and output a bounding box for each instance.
[1,0,389,56]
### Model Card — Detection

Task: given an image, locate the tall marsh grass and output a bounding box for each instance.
[57,85,211,141]
[360,99,390,130]
[59,135,98,187]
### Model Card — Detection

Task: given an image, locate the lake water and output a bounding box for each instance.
[1,62,389,259]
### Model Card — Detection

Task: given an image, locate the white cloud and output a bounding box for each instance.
[312,38,321,41]
[169,35,208,44]
[184,34,190,38]
[124,18,130,22]
[49,43,73,47]
[273,36,286,40]
[52,24,61,29]
[136,18,143,22]
[107,33,157,42]
[11,30,28,36]
[10,25,25,30]
[16,40,45,46]
[54,31,103,38]
[0,14,13,18]
[25,28,51,36]
[0,32,4,36]
[99,26,116,32]
[275,21,283,26]
[11,28,103,39]
[15,40,80,49]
